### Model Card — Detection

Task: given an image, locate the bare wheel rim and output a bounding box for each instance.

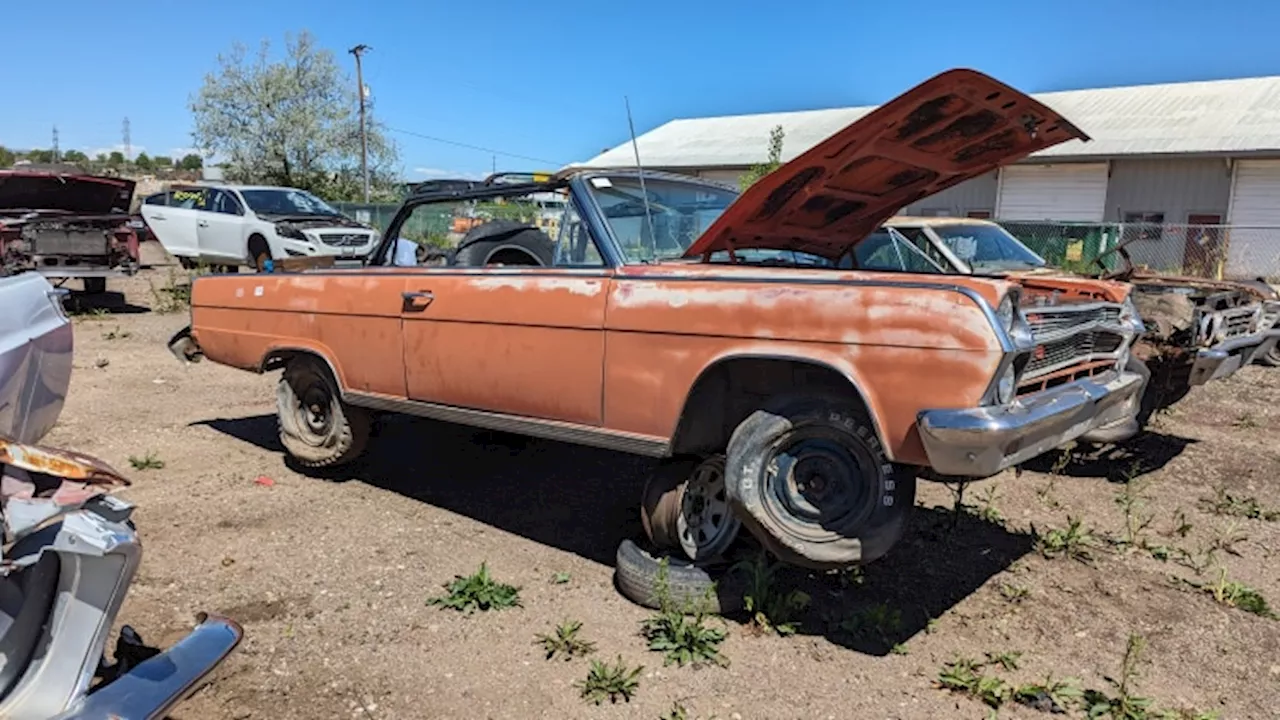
[760,428,876,543]
[674,455,740,561]
[294,381,335,447]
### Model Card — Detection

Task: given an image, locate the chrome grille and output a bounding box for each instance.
[1021,302,1128,381]
[1219,306,1258,339]
[1025,331,1125,377]
[1024,305,1122,339]
[1261,301,1280,331]
[319,232,371,247]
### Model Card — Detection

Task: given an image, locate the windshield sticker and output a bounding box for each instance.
[1065,240,1084,262]
[950,235,978,261]
[172,189,206,203]
[590,177,613,189]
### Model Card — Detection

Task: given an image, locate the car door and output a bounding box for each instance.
[139,191,199,261]
[197,189,248,263]
[398,193,610,426]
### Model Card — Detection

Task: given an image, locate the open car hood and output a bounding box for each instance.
[0,171,135,215]
[683,68,1089,260]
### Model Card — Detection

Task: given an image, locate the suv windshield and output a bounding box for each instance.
[239,188,342,217]
[584,175,738,262]
[931,223,1046,271]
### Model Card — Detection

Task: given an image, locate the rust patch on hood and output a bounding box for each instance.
[684,68,1088,260]
[0,437,131,487]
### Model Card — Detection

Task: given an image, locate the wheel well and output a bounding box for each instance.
[260,349,341,387]
[485,246,544,266]
[248,234,270,258]
[668,357,875,456]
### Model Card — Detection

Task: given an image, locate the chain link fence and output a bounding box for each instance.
[997,221,1280,282]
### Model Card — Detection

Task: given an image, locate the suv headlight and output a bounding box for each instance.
[275,223,309,242]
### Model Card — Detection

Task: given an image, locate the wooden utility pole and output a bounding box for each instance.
[348,44,371,202]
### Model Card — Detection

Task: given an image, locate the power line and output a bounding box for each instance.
[383,125,564,167]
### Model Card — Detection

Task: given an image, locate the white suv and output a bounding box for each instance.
[139,183,380,270]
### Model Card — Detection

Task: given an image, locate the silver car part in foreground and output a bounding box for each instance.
[0,272,73,444]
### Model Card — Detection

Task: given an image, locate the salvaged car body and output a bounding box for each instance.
[0,171,141,294]
[166,69,1147,570]
[0,273,73,444]
[0,301,241,718]
[140,183,380,271]
[882,216,1280,421]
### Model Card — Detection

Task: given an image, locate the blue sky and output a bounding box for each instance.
[3,0,1277,180]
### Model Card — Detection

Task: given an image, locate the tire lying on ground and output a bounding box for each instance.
[614,537,745,615]
[725,394,916,570]
[453,220,554,267]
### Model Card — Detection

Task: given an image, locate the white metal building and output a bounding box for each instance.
[580,74,1280,242]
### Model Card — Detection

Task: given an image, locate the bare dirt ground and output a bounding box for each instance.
[43,249,1280,719]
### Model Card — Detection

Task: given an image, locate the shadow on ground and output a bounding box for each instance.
[1019,430,1196,482]
[194,413,654,566]
[63,290,150,315]
[197,412,1034,656]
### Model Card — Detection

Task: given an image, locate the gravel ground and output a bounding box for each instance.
[38,251,1280,719]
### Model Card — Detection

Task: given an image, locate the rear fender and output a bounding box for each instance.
[259,344,346,390]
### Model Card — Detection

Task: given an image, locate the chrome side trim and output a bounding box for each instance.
[343,391,671,457]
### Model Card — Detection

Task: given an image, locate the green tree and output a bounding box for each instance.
[107,151,125,166]
[153,155,174,167]
[190,30,399,200]
[738,125,785,191]
[135,152,154,170]
[62,149,89,164]
[94,153,109,164]
[25,149,55,164]
[0,146,15,168]
[178,153,203,170]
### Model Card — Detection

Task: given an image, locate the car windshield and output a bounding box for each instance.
[931,223,1046,271]
[584,175,738,262]
[239,188,342,217]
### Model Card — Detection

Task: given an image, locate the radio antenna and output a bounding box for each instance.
[624,95,656,257]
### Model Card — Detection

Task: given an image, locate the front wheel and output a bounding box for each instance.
[276,356,370,468]
[725,395,916,570]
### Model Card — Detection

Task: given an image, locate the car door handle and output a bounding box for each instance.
[401,290,434,312]
[197,219,208,227]
[151,213,166,220]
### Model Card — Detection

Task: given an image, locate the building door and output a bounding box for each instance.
[1184,213,1223,278]
[1226,160,1280,278]
[995,163,1108,222]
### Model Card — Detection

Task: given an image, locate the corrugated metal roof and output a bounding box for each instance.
[579,75,1280,169]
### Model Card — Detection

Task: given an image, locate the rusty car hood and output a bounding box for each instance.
[0,171,136,216]
[683,68,1088,260]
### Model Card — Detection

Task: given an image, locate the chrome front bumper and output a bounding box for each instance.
[917,369,1145,478]
[1189,330,1280,386]
[53,615,243,720]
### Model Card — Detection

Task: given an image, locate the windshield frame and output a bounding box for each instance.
[574,170,739,265]
[920,222,1047,274]
[239,187,344,218]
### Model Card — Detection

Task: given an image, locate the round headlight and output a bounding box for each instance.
[996,294,1015,332]
[996,363,1017,404]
